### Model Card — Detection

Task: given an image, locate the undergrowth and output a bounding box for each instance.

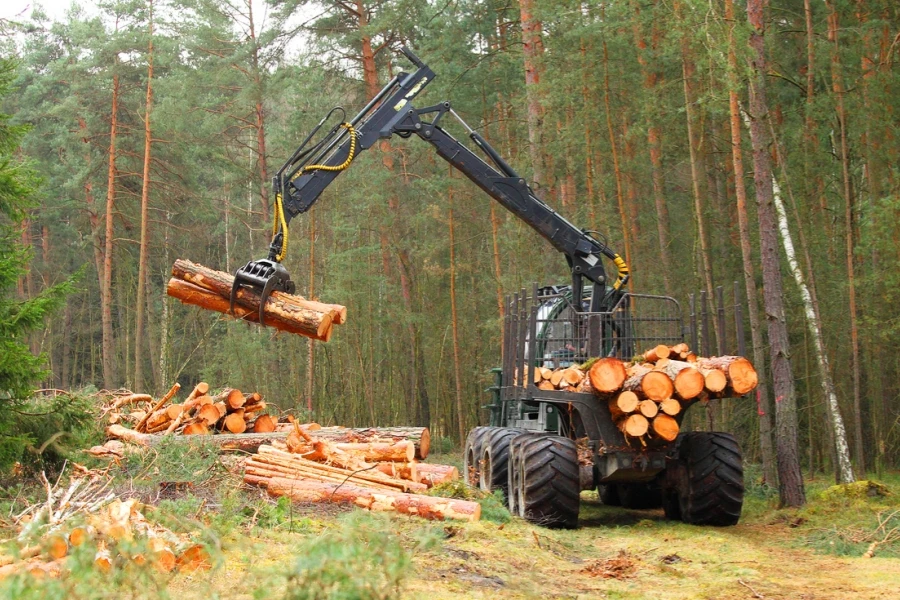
[259,511,442,600]
[790,474,900,559]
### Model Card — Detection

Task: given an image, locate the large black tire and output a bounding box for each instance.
[515,435,580,529]
[617,482,663,510]
[507,433,539,513]
[463,427,491,487]
[672,432,744,526]
[597,484,621,506]
[480,428,525,497]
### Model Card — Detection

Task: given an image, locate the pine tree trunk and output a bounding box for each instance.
[449,185,465,442]
[724,0,777,488]
[102,71,119,389]
[134,2,154,393]
[631,1,673,296]
[679,21,717,345]
[306,207,315,414]
[602,36,633,285]
[519,0,546,191]
[827,3,865,476]
[247,0,270,224]
[746,0,805,507]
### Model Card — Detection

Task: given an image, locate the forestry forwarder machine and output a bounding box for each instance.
[230,47,744,528]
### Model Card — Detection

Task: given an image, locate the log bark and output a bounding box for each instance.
[169,260,342,341]
[277,426,432,460]
[332,441,415,462]
[262,477,481,522]
[696,356,758,395]
[588,358,627,394]
[622,364,674,401]
[254,445,425,492]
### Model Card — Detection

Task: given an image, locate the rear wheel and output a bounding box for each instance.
[480,428,525,498]
[597,484,621,506]
[463,427,491,486]
[671,432,743,526]
[515,435,580,529]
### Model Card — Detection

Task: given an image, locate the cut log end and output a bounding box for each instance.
[589,358,627,393]
[651,414,679,442]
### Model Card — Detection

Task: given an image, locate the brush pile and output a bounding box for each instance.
[523,343,758,445]
[243,420,478,522]
[0,465,207,580]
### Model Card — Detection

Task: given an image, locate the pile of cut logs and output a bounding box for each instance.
[167,259,346,342]
[103,382,274,437]
[526,343,758,445]
[0,466,208,580]
[244,420,480,522]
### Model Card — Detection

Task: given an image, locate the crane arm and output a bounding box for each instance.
[232,48,628,320]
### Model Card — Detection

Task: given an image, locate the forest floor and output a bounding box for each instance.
[3,445,899,600]
[166,455,899,600]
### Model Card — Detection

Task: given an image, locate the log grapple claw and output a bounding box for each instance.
[230,258,296,326]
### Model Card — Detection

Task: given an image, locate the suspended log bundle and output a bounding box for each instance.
[243,423,469,521]
[524,343,758,446]
[166,259,346,342]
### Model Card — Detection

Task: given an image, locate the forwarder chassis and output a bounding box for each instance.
[229,47,744,528]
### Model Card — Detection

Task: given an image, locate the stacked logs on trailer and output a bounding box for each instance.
[526,343,758,445]
[243,420,479,522]
[95,383,279,457]
[0,466,209,580]
[166,259,346,342]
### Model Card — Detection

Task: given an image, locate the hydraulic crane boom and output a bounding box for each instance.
[231,47,629,321]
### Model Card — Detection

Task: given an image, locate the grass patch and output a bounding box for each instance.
[264,511,441,600]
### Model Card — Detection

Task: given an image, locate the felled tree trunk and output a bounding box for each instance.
[659,360,705,400]
[106,424,287,451]
[167,260,345,342]
[276,425,431,460]
[262,477,481,522]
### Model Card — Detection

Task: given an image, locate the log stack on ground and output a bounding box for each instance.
[518,344,758,445]
[243,421,474,521]
[102,382,279,445]
[166,259,346,342]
